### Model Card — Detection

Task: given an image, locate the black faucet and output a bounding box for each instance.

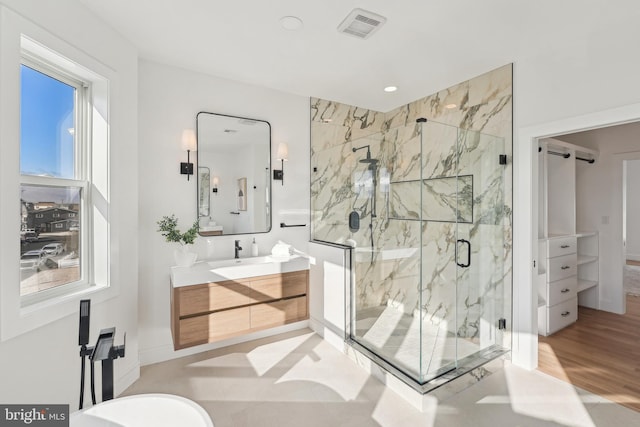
[234,240,242,259]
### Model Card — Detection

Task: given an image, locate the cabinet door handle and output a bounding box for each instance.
[561,265,570,270]
[561,311,571,317]
[560,245,570,248]
[561,288,570,293]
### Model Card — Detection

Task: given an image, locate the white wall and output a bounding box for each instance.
[307,242,351,350]
[137,60,310,365]
[0,0,139,408]
[626,160,640,260]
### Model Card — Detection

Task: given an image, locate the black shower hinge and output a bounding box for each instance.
[498,318,507,330]
[499,154,507,165]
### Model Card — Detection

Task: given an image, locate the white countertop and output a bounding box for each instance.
[171,254,310,287]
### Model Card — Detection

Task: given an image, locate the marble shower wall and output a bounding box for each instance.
[310,64,513,346]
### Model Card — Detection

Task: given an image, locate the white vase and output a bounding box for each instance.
[174,246,197,267]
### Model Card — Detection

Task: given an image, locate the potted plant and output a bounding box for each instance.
[157,214,199,267]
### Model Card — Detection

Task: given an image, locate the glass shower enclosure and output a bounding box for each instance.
[344,118,510,385]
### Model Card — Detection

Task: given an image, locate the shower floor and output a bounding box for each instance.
[354,305,481,382]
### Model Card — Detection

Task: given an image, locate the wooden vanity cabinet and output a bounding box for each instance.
[171,270,308,350]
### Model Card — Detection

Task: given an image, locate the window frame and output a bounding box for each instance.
[0,12,117,342]
[19,55,93,306]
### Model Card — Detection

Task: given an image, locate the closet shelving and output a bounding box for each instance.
[537,138,599,335]
[576,231,599,306]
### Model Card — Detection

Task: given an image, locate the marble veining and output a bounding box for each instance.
[310,64,513,381]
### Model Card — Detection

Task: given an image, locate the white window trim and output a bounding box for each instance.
[0,9,117,341]
[19,57,92,304]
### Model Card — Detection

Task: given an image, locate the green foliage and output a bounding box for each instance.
[157,214,199,246]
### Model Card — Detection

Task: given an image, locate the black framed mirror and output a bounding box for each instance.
[196,112,271,236]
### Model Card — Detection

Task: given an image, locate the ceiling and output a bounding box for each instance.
[79,0,623,112]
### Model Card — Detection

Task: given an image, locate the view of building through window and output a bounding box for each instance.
[20,63,84,296]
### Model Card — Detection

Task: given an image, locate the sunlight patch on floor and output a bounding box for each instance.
[245,331,316,376]
[276,352,369,401]
[505,364,596,427]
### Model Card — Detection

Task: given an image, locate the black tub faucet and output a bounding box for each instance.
[235,240,242,259]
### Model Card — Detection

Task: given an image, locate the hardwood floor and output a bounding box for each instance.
[538,294,640,412]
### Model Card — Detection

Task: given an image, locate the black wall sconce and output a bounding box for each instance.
[180,129,196,181]
[273,142,288,185]
[212,176,219,194]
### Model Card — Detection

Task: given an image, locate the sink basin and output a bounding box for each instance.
[207,255,280,268]
[171,254,310,287]
[208,255,307,280]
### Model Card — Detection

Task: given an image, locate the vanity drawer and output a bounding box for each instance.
[250,296,308,329]
[546,277,577,306]
[547,254,577,282]
[178,281,253,316]
[178,306,251,347]
[251,270,308,302]
[547,236,577,258]
[546,297,577,335]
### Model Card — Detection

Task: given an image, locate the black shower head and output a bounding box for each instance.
[359,157,378,164]
[352,145,378,164]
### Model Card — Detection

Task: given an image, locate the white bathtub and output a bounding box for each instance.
[70,394,213,427]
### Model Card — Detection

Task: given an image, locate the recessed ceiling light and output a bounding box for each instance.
[384,86,397,93]
[280,16,303,31]
[445,103,457,109]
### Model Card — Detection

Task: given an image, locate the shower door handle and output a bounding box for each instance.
[456,239,471,268]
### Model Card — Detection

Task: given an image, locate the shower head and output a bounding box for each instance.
[352,145,378,164]
[359,157,378,164]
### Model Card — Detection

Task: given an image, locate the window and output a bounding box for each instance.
[1,19,115,341]
[20,57,88,299]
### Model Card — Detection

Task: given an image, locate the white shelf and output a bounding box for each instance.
[548,233,574,239]
[577,255,597,265]
[576,231,597,238]
[538,296,546,308]
[577,279,598,293]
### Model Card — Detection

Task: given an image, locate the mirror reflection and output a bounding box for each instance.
[197,112,271,236]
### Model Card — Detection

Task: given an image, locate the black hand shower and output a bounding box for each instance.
[353,145,380,262]
[352,145,379,218]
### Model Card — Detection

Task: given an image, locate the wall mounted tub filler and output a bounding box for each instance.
[78,299,126,409]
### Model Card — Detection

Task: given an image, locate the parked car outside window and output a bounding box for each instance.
[41,243,65,256]
[20,250,47,270]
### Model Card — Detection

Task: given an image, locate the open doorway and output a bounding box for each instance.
[624,159,640,295]
[534,122,640,411]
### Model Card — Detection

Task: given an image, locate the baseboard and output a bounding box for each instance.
[626,253,640,262]
[139,320,310,366]
[309,316,347,352]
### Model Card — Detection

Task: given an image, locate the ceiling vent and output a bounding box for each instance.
[337,8,387,39]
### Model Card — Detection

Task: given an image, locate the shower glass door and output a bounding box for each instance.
[418,120,461,382]
[350,119,507,386]
[454,129,506,363]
